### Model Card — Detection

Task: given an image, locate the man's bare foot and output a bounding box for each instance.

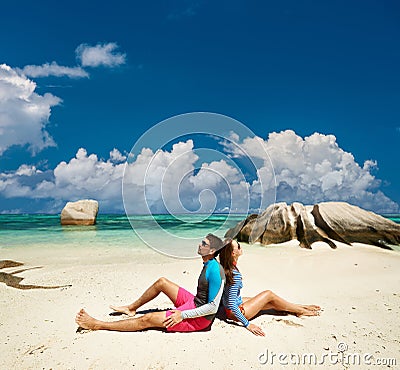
[75,309,101,330]
[109,305,136,317]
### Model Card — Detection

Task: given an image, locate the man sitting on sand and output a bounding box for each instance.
[75,234,225,333]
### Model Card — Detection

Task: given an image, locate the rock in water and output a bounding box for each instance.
[225,201,400,250]
[60,199,99,225]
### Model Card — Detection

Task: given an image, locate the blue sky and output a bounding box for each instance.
[0,0,399,214]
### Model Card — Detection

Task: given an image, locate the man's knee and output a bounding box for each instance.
[155,277,169,289]
[156,277,175,291]
[140,313,153,325]
[140,312,165,328]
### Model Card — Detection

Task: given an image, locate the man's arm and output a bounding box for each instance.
[181,261,225,319]
[180,282,224,319]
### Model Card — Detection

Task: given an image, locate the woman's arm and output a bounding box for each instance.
[226,273,250,327]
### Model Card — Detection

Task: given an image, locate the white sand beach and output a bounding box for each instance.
[1,241,399,369]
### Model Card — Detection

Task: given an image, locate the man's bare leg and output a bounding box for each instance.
[76,309,167,331]
[110,277,180,316]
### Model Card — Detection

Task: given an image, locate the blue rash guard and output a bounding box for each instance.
[181,258,225,322]
[222,268,250,327]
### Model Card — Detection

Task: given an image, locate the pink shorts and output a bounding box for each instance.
[165,287,211,332]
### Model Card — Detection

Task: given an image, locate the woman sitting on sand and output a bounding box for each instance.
[218,238,321,336]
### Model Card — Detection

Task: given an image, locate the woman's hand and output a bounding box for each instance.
[163,310,183,328]
[246,323,265,336]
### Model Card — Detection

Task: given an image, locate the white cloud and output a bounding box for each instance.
[187,160,250,213]
[0,64,61,155]
[76,42,126,67]
[109,148,126,163]
[0,42,126,155]
[0,148,126,213]
[123,140,250,215]
[17,62,89,78]
[16,41,127,78]
[15,164,42,176]
[0,132,398,214]
[229,130,398,214]
[0,143,248,214]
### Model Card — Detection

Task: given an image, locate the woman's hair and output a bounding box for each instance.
[218,238,237,285]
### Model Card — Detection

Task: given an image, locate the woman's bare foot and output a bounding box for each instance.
[109,305,136,317]
[295,307,320,317]
[75,309,101,330]
[301,304,321,311]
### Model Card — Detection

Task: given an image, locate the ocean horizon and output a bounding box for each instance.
[1,213,399,254]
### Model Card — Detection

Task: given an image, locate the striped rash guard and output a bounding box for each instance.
[181,258,225,322]
[222,268,250,327]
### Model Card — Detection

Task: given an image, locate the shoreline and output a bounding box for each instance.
[1,242,399,369]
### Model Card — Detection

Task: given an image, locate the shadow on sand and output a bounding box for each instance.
[0,260,72,290]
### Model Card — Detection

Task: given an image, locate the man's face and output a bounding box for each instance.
[198,237,212,256]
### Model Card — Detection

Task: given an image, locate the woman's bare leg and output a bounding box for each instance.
[242,290,320,319]
[76,309,166,331]
[110,277,180,316]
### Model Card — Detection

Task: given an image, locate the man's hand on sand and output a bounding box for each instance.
[163,310,183,328]
[246,323,265,336]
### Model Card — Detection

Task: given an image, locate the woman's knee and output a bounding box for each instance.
[262,290,275,300]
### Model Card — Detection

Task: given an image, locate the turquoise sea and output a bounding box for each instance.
[1,214,399,258]
[0,214,248,258]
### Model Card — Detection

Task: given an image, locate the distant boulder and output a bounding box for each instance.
[225,202,400,250]
[60,199,99,226]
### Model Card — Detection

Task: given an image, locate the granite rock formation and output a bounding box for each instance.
[225,202,400,250]
[60,199,99,226]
